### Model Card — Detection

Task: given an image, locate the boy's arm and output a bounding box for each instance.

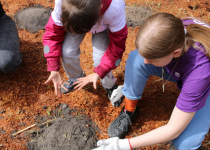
[94,0,127,79]
[43,15,65,71]
[93,25,128,79]
[42,0,65,72]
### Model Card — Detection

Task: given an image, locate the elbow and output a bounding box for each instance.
[165,124,184,140]
[173,132,181,139]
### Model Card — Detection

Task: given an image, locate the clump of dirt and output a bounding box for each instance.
[125,6,153,27]
[27,104,98,150]
[14,5,52,33]
[14,5,152,32]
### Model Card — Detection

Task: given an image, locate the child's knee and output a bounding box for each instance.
[126,49,147,71]
[0,51,22,73]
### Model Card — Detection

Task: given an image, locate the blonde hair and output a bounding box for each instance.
[183,18,210,59]
[135,13,210,59]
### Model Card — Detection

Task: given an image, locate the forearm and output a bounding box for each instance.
[130,106,195,148]
[130,124,178,148]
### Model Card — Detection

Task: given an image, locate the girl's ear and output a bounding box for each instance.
[173,49,182,58]
[101,4,103,10]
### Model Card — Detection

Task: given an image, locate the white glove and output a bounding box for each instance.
[92,137,131,150]
[110,84,124,106]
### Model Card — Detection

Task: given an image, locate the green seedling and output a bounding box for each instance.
[46,110,50,116]
[58,108,62,116]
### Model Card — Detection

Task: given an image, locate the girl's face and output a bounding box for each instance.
[143,53,174,67]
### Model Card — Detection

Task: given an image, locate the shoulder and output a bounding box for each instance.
[51,0,63,26]
[104,0,125,19]
[182,47,210,80]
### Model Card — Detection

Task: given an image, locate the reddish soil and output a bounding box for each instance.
[0,0,210,149]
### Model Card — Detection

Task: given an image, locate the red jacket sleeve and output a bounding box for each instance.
[94,24,128,79]
[43,15,65,71]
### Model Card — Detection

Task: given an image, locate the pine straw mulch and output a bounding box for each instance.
[0,0,210,149]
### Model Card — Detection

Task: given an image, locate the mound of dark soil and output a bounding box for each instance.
[14,5,52,33]
[125,6,153,27]
[27,104,98,150]
[14,6,152,33]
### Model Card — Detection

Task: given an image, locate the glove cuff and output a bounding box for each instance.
[119,139,131,150]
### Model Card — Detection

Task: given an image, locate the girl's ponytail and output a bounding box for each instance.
[186,23,210,59]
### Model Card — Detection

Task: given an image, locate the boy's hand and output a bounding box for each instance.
[45,71,69,97]
[74,73,100,90]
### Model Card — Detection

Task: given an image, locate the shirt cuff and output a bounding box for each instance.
[47,60,60,71]
[94,65,108,79]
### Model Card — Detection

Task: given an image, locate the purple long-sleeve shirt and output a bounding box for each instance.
[165,18,210,112]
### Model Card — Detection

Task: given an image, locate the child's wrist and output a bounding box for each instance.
[119,138,132,150]
[128,138,133,150]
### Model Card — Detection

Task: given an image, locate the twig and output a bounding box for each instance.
[11,118,57,136]
[202,141,210,146]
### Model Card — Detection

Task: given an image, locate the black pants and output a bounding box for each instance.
[0,14,22,73]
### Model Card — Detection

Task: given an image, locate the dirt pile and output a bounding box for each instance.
[27,104,98,150]
[14,5,52,33]
[1,0,210,149]
[125,6,153,27]
[14,6,152,32]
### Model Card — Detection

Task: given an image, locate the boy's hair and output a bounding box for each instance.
[61,0,102,34]
[135,13,210,59]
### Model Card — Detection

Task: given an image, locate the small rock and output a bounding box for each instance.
[43,106,47,109]
[11,130,17,134]
[61,103,68,110]
[0,110,5,114]
[0,130,6,134]
[30,139,37,143]
[17,110,21,115]
[18,123,26,126]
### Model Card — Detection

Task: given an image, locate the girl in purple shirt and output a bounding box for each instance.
[94,13,210,150]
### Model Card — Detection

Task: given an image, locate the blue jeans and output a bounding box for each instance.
[122,49,210,149]
[0,14,22,73]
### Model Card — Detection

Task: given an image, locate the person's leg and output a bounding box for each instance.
[61,32,86,94]
[108,49,176,138]
[92,28,123,106]
[172,93,210,150]
[62,32,86,81]
[0,14,22,73]
[92,28,116,89]
[122,49,176,100]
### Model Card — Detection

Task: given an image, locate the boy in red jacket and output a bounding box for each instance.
[43,0,127,106]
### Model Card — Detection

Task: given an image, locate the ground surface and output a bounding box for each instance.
[0,0,210,149]
[27,104,98,150]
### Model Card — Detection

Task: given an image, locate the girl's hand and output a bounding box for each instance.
[45,71,69,97]
[73,73,100,90]
[92,137,131,150]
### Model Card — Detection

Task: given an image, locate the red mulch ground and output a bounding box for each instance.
[0,0,210,149]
